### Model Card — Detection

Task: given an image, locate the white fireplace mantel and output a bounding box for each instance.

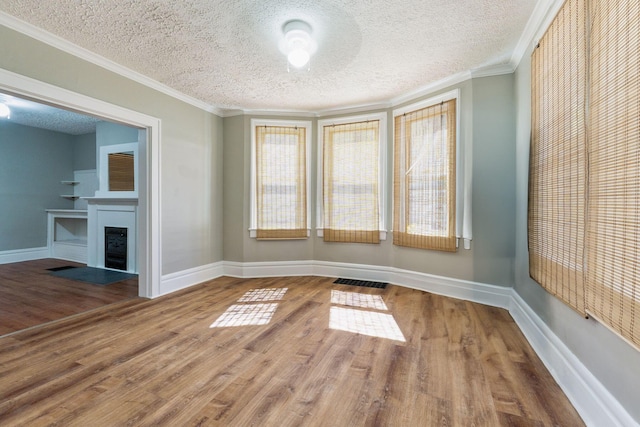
[85,197,138,273]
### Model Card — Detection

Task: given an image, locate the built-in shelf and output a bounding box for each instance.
[61,180,80,200]
[46,209,88,263]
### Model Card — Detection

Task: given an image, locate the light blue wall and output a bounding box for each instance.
[72,132,96,171]
[0,122,75,251]
[95,121,138,178]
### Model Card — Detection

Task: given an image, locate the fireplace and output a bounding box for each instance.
[87,198,137,273]
[105,227,127,271]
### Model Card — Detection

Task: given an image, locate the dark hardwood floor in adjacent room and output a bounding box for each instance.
[0,259,138,336]
[0,275,584,426]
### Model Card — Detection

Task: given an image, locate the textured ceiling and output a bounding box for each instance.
[0,0,537,113]
[0,92,100,135]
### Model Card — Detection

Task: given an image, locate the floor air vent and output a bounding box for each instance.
[333,278,388,289]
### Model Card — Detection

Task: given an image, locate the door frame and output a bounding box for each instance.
[0,67,161,298]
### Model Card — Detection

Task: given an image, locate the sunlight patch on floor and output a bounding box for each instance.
[238,288,288,302]
[329,306,406,342]
[210,287,288,328]
[210,303,279,328]
[330,290,388,310]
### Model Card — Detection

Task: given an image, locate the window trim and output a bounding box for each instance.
[316,112,388,240]
[249,118,312,238]
[392,89,471,249]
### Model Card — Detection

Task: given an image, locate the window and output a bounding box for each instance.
[250,120,311,239]
[393,95,458,251]
[529,0,587,314]
[585,0,640,348]
[530,0,640,348]
[317,113,386,243]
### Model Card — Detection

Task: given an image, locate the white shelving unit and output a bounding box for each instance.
[46,209,88,263]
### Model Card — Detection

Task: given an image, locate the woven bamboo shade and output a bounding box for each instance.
[322,120,380,244]
[393,99,456,251]
[255,125,307,240]
[529,0,587,314]
[585,0,640,347]
[108,152,135,191]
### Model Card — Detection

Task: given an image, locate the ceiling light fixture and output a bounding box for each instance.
[0,103,10,119]
[280,20,316,71]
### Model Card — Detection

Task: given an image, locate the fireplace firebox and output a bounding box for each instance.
[105,227,127,271]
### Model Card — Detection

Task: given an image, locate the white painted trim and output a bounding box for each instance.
[159,261,224,297]
[95,142,139,198]
[390,71,472,110]
[509,292,637,427]
[0,12,222,117]
[315,103,392,119]
[226,109,318,118]
[0,67,161,299]
[222,260,511,309]
[311,260,393,282]
[392,89,459,117]
[224,260,316,278]
[0,247,48,264]
[470,63,515,79]
[509,0,558,70]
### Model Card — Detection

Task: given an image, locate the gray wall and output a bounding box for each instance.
[514,52,640,423]
[0,122,75,251]
[0,24,225,273]
[222,75,517,287]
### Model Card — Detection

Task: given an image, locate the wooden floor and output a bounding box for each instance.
[0,275,584,426]
[0,259,138,336]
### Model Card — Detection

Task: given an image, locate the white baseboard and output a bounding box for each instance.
[223,260,511,309]
[157,259,635,426]
[159,261,224,297]
[224,260,316,278]
[389,267,512,309]
[0,247,48,264]
[510,292,637,427]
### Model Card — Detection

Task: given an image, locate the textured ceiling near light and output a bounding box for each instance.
[0,93,101,135]
[0,0,536,112]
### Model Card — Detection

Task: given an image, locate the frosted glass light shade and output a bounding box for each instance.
[280,20,316,70]
[288,49,311,68]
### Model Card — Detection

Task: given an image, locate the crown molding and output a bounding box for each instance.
[510,0,563,71]
[470,62,515,79]
[315,101,391,118]
[223,108,318,118]
[390,70,472,108]
[0,12,225,117]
